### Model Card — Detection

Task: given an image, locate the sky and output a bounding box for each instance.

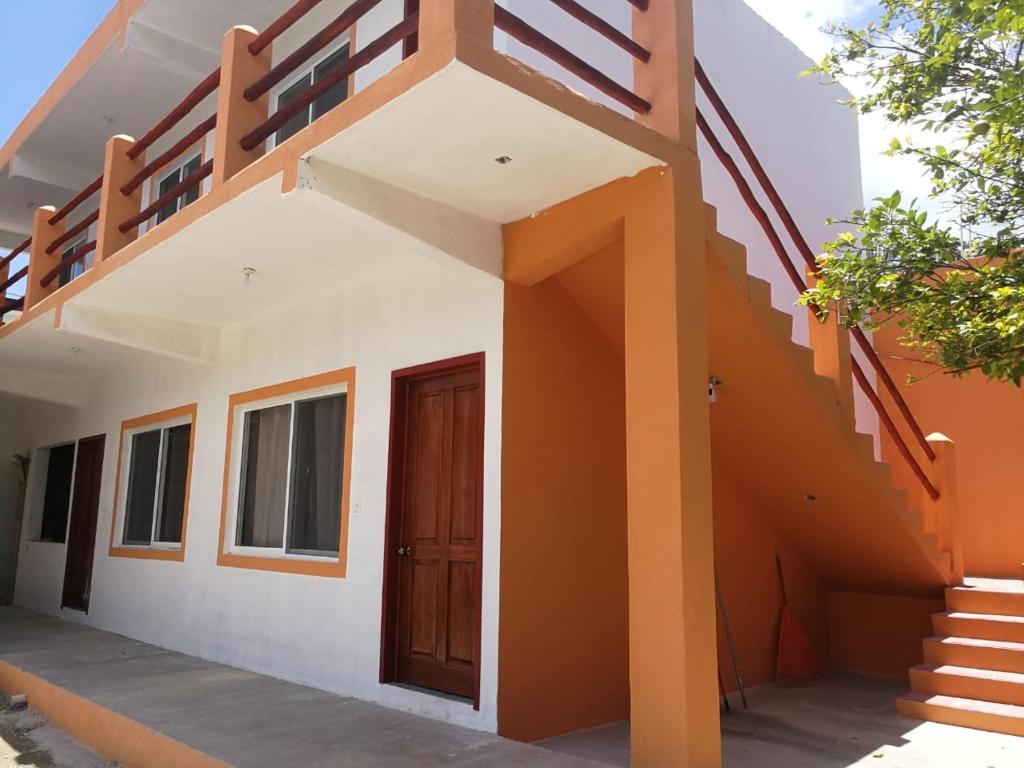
[0,0,931,215]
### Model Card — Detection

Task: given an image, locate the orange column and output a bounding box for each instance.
[633,0,696,148]
[213,26,271,188]
[25,208,65,310]
[96,135,144,261]
[807,280,855,423]
[419,0,494,60]
[623,166,719,767]
[926,433,965,584]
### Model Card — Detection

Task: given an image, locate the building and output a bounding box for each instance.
[1,1,1022,765]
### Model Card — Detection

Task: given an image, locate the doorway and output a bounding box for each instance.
[61,434,105,612]
[380,354,484,705]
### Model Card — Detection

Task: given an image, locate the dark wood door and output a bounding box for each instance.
[390,362,483,699]
[61,434,105,612]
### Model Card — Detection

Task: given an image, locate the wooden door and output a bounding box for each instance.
[383,356,483,700]
[61,434,105,612]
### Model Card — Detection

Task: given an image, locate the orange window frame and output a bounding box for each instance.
[217,367,356,578]
[108,403,198,562]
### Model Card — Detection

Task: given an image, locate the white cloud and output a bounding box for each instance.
[740,0,948,224]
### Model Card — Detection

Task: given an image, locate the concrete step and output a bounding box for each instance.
[910,664,1024,707]
[924,636,1024,674]
[947,583,1024,617]
[934,612,1024,643]
[897,692,1024,737]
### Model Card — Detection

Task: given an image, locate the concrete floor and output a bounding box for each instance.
[540,673,1024,767]
[4,607,1024,767]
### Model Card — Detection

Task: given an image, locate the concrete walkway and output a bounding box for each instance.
[0,607,599,767]
[540,673,1024,767]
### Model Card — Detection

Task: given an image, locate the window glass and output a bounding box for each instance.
[155,424,191,543]
[287,394,346,554]
[312,46,350,120]
[237,404,291,547]
[274,45,350,146]
[58,242,85,288]
[123,430,161,545]
[156,154,202,225]
[40,444,75,543]
[275,74,313,146]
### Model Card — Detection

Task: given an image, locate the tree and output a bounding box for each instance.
[803,0,1024,384]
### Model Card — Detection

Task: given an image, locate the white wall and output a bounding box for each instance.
[693,0,879,446]
[9,254,505,733]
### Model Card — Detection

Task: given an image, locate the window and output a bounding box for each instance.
[219,369,355,577]
[274,44,351,146]
[39,443,75,543]
[155,152,202,225]
[110,405,197,561]
[58,238,87,288]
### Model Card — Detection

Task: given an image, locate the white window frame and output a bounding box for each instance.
[224,381,349,562]
[268,38,352,150]
[114,413,193,551]
[152,148,203,225]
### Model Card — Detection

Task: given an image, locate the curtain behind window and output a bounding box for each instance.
[124,430,161,544]
[237,404,291,547]
[156,424,191,543]
[288,394,346,553]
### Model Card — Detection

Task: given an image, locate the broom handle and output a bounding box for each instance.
[775,553,788,607]
[714,573,749,709]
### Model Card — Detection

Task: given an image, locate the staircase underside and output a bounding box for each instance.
[703,205,949,595]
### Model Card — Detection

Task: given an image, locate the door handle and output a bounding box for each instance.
[397,546,411,557]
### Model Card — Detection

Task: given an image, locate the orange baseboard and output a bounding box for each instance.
[0,660,226,768]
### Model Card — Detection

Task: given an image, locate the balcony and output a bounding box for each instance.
[0,0,683,384]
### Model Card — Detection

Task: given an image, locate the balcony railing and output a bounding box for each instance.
[6,0,664,325]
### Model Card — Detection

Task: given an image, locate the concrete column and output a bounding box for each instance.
[926,433,964,584]
[25,207,64,310]
[96,135,144,261]
[623,165,719,767]
[419,0,493,61]
[807,278,856,424]
[633,0,697,148]
[213,26,271,188]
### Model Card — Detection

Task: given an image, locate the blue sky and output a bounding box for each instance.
[0,1,116,148]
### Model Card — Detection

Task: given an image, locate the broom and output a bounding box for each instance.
[775,553,822,684]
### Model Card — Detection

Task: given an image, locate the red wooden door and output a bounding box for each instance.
[392,364,482,699]
[61,434,105,612]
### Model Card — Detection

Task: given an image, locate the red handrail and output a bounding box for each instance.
[119,160,213,233]
[49,175,103,226]
[128,68,220,160]
[240,14,420,151]
[46,209,99,255]
[547,0,651,62]
[0,295,25,315]
[122,114,217,196]
[39,241,97,289]
[0,266,28,294]
[0,237,31,271]
[494,6,651,114]
[695,59,936,462]
[852,358,939,500]
[696,106,940,501]
[245,0,383,102]
[249,0,325,56]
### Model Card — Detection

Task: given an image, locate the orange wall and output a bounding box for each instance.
[499,277,630,742]
[876,326,1024,578]
[712,463,829,692]
[828,592,943,678]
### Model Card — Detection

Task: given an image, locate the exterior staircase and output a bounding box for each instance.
[899,578,1024,736]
